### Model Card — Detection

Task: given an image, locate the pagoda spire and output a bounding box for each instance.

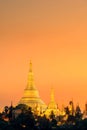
[47,87,57,109]
[27,61,35,89]
[45,87,59,116]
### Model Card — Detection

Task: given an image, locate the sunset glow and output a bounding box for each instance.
[0,0,87,110]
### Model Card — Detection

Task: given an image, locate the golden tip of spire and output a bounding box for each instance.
[29,60,32,72]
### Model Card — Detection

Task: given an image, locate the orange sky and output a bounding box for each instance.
[0,0,87,110]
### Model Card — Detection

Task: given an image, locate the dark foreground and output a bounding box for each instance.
[0,104,87,130]
[0,117,87,130]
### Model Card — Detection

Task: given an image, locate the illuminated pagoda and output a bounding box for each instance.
[45,88,60,117]
[19,61,46,113]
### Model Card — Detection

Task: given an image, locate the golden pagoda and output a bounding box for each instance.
[45,88,60,117]
[19,61,46,112]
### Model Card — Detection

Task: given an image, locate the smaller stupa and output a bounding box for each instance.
[45,88,60,116]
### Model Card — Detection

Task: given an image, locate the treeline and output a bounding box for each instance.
[0,104,87,130]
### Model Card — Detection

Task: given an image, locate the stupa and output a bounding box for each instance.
[45,88,60,116]
[19,61,46,112]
